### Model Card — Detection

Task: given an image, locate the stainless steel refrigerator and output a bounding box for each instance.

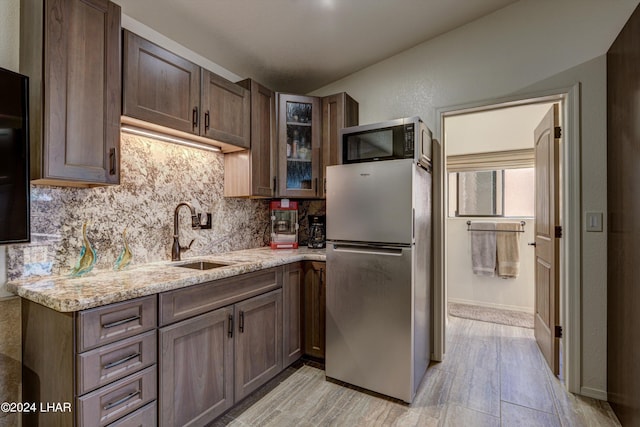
[325,158,431,403]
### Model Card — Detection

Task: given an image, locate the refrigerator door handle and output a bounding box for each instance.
[330,243,405,256]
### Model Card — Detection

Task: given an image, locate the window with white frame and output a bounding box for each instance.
[447,149,535,218]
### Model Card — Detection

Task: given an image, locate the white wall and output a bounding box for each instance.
[447,218,535,311]
[310,0,639,398]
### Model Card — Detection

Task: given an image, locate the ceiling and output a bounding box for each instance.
[114,0,520,94]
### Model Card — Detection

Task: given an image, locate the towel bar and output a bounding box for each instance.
[466,221,525,233]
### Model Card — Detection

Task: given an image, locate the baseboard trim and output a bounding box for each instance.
[448,298,534,314]
[580,386,607,401]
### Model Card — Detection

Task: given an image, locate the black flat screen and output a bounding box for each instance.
[0,67,30,244]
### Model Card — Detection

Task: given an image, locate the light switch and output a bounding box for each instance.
[585,212,603,232]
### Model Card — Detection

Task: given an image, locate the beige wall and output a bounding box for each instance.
[0,1,22,425]
[310,0,639,398]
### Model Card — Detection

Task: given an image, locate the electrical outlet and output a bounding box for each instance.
[585,212,603,232]
[198,213,212,229]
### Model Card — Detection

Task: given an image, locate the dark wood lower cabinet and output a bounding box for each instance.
[21,263,322,426]
[303,261,326,359]
[21,297,158,427]
[283,262,303,366]
[159,307,234,427]
[158,282,283,426]
[235,290,283,401]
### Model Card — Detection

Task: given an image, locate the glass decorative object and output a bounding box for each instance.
[70,222,97,277]
[114,228,133,271]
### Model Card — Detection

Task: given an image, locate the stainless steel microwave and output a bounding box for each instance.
[339,117,432,168]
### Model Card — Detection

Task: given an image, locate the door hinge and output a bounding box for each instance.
[555,325,563,338]
[555,226,562,238]
[554,126,562,139]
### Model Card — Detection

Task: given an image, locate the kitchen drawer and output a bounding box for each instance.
[159,268,279,326]
[77,296,157,352]
[107,401,157,427]
[77,330,157,395]
[77,365,157,427]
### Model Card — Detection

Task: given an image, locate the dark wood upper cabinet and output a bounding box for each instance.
[201,70,250,149]
[270,92,357,199]
[277,94,322,198]
[21,0,122,187]
[123,31,250,150]
[224,79,275,198]
[321,93,359,197]
[123,31,200,134]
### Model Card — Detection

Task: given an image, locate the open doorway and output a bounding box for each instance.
[444,103,554,324]
[433,87,581,393]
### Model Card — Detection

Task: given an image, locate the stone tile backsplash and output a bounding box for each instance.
[7,133,270,279]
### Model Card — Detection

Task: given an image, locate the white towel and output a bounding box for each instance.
[470,222,496,277]
[496,222,521,278]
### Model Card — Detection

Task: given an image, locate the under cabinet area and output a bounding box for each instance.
[122,30,250,150]
[20,0,122,186]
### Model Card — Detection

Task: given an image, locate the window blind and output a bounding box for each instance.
[446,148,534,172]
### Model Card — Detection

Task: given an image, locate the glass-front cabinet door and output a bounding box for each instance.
[277,94,321,198]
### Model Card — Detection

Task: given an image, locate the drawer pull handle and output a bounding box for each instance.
[103,390,140,411]
[102,315,141,329]
[103,352,141,370]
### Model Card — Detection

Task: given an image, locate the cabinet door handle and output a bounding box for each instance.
[192,106,199,130]
[109,148,116,175]
[102,315,141,329]
[228,314,233,338]
[314,177,318,195]
[103,352,141,370]
[273,177,277,194]
[205,110,210,132]
[103,391,140,411]
[319,268,324,298]
[239,311,244,333]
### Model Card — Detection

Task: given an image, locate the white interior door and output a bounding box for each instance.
[533,104,561,375]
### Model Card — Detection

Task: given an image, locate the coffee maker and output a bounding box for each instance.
[307,215,326,249]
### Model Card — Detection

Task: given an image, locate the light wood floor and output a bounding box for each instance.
[210,317,620,426]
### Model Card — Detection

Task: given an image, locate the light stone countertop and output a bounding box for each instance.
[6,247,326,312]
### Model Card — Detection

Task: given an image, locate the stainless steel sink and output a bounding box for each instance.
[173,261,230,270]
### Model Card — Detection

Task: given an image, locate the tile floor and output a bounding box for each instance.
[209,316,621,426]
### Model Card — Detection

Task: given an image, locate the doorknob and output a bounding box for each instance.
[528,242,537,247]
